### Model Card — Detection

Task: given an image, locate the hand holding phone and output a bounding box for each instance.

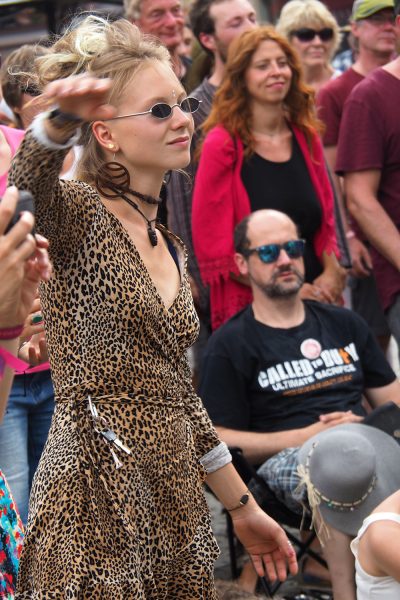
[0,186,49,330]
[4,190,35,235]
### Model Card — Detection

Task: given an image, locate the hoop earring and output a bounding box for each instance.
[163,170,171,185]
[96,161,131,199]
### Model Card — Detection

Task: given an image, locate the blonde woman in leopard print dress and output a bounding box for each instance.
[9,16,297,599]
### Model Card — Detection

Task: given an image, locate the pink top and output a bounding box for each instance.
[0,125,25,196]
[0,125,50,374]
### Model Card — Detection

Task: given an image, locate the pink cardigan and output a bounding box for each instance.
[192,124,338,330]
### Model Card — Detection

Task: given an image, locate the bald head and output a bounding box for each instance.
[234,209,305,301]
[234,209,299,254]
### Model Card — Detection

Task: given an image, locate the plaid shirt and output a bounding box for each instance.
[166,78,216,314]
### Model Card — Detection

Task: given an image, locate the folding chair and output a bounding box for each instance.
[225,447,329,599]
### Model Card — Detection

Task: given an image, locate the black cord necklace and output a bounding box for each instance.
[118,191,159,247]
[95,162,161,246]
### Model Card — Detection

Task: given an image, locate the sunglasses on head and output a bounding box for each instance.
[108,97,201,121]
[291,27,334,42]
[22,84,41,97]
[242,239,306,263]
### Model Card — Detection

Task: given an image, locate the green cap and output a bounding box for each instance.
[352,0,395,20]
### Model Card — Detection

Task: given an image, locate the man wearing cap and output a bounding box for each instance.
[199,209,400,598]
[336,2,400,352]
[317,0,397,355]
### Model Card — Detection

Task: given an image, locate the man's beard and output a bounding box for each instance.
[255,265,305,298]
[214,36,229,63]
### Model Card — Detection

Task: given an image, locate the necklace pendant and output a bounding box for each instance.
[148,227,158,247]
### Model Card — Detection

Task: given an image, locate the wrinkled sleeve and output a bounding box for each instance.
[8,116,93,261]
[336,96,384,175]
[317,85,341,147]
[179,353,232,473]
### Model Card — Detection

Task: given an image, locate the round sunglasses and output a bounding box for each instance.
[242,239,306,263]
[291,27,334,42]
[108,97,201,121]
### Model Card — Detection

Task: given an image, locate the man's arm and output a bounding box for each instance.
[345,169,400,272]
[216,411,363,464]
[364,379,400,408]
[324,146,372,277]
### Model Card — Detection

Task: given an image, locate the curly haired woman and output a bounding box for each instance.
[192,26,345,330]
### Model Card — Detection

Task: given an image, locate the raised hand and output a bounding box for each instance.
[43,74,115,123]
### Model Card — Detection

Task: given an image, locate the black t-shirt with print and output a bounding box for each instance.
[199,302,396,433]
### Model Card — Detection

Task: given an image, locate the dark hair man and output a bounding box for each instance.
[167,0,257,382]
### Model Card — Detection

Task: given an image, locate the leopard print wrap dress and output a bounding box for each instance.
[10,130,221,599]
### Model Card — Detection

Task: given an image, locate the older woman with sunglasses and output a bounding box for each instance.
[192,26,344,331]
[276,0,341,93]
[8,15,297,598]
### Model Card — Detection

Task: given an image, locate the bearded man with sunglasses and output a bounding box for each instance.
[200,209,400,596]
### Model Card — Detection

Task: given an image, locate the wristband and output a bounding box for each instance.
[226,489,251,512]
[48,108,84,129]
[345,230,356,240]
[0,325,24,340]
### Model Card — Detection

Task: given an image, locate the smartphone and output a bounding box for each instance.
[4,190,35,234]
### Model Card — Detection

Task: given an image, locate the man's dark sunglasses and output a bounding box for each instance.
[291,27,334,42]
[242,239,306,263]
[108,97,201,121]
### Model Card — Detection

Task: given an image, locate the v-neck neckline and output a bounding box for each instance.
[97,195,184,313]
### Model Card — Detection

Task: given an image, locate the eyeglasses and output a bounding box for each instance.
[108,97,201,121]
[291,27,334,42]
[242,239,306,263]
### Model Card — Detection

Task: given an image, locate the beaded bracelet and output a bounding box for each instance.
[0,325,24,340]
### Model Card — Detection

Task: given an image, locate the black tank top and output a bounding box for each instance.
[241,135,322,282]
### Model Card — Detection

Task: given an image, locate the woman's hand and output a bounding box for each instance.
[19,296,44,340]
[348,237,373,278]
[0,186,52,329]
[231,505,298,581]
[300,282,333,303]
[310,251,347,305]
[18,296,49,366]
[19,332,49,367]
[43,74,115,123]
[312,266,347,305]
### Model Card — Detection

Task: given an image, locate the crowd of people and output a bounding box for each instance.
[0,0,399,598]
